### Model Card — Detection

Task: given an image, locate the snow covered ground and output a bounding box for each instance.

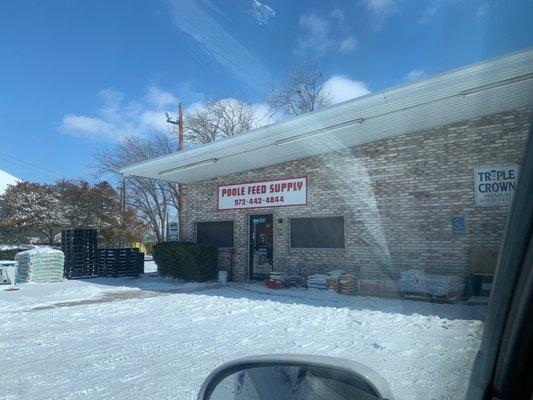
[0,275,485,400]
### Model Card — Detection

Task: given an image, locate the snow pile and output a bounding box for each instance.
[399,269,464,296]
[0,280,485,400]
[15,247,65,283]
[0,169,21,195]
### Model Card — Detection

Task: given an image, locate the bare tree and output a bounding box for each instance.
[94,132,180,242]
[268,61,330,118]
[185,98,269,145]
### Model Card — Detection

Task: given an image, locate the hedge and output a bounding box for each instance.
[152,242,217,282]
[0,249,25,261]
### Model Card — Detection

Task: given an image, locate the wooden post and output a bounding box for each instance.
[121,176,126,246]
[166,104,185,242]
[178,103,184,151]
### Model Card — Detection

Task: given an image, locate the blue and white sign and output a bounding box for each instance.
[474,164,519,206]
[452,216,466,235]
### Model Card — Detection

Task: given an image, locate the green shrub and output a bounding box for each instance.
[153,242,217,282]
[0,248,25,261]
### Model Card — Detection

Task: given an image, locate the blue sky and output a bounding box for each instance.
[0,0,532,184]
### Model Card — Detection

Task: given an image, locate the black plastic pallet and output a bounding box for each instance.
[61,229,98,279]
[97,248,143,278]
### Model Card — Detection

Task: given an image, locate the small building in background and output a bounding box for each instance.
[0,169,21,196]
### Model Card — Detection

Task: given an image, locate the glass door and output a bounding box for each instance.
[249,214,273,280]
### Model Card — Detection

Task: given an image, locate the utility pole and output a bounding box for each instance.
[178,103,184,242]
[120,176,126,246]
[166,103,185,241]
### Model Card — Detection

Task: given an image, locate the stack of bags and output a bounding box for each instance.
[326,276,340,292]
[306,274,330,290]
[15,248,65,283]
[326,269,344,292]
[399,269,464,297]
[424,274,464,297]
[265,271,287,290]
[398,269,425,293]
[286,275,304,287]
[338,275,358,295]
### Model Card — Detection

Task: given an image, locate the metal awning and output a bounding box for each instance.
[120,48,533,184]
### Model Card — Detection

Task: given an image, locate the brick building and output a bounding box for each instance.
[122,49,533,282]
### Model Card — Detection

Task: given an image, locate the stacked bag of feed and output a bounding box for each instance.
[424,274,464,297]
[306,274,330,290]
[399,269,464,297]
[398,269,425,293]
[326,276,340,292]
[308,270,345,290]
[338,275,358,295]
[326,269,345,291]
[15,248,65,283]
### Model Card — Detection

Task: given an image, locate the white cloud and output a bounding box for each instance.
[60,115,122,141]
[251,102,271,126]
[296,13,332,56]
[404,68,426,82]
[339,36,358,53]
[59,86,183,141]
[146,86,177,108]
[140,110,171,132]
[419,4,438,24]
[296,10,358,57]
[330,8,345,22]
[323,75,371,104]
[60,88,271,142]
[363,0,397,16]
[476,2,490,18]
[251,0,275,26]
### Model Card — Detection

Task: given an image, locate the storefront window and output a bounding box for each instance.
[197,221,234,248]
[290,217,345,249]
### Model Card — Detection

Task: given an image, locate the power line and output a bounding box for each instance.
[0,150,58,179]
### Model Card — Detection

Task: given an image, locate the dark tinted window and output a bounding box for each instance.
[290,217,344,249]
[197,221,234,247]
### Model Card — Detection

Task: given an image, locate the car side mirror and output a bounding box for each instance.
[198,354,394,400]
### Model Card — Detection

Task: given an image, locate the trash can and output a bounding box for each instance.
[1,260,18,289]
[218,270,228,284]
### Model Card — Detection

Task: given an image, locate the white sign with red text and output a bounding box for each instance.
[218,177,307,210]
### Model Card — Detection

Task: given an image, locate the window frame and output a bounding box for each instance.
[289,215,346,250]
[196,220,235,248]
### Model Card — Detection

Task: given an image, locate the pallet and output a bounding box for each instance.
[61,229,98,279]
[97,248,143,278]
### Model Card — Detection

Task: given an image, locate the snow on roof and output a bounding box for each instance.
[121,48,533,184]
[0,169,21,195]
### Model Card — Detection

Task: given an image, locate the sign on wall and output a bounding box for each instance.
[218,177,307,210]
[167,222,179,241]
[474,164,519,206]
[452,216,466,235]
